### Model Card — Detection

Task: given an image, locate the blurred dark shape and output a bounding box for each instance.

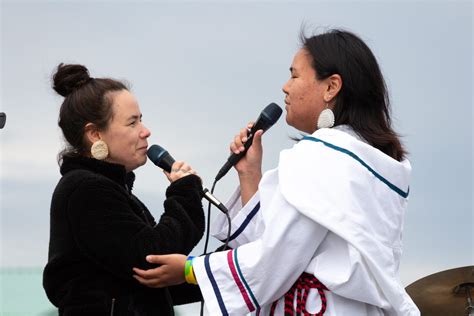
[0,112,5,129]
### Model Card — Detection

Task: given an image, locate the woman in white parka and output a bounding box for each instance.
[134,29,420,316]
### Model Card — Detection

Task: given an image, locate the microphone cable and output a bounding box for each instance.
[202,179,232,255]
[200,178,232,316]
[197,103,283,314]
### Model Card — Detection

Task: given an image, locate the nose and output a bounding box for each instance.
[141,124,151,138]
[282,80,290,95]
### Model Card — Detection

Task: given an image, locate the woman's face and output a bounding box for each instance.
[100,90,151,172]
[282,49,328,134]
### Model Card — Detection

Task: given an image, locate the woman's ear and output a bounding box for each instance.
[324,74,342,103]
[84,123,101,146]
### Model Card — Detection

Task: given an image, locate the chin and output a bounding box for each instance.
[128,158,147,172]
[286,116,299,131]
[136,158,147,168]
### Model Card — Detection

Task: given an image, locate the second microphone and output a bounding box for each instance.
[147,144,228,213]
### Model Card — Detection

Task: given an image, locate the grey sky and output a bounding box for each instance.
[1,0,472,294]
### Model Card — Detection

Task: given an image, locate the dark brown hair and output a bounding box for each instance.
[52,63,128,160]
[301,29,407,161]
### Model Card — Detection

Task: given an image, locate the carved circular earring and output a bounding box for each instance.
[317,103,335,129]
[91,140,109,160]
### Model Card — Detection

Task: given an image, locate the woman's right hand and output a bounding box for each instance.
[230,122,263,204]
[133,254,187,288]
[231,122,263,176]
[164,161,197,183]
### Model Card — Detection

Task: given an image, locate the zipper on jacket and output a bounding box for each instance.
[124,183,151,226]
[110,298,115,316]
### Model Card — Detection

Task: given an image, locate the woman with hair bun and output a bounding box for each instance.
[43,63,205,315]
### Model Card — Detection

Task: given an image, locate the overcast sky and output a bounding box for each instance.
[1,0,472,292]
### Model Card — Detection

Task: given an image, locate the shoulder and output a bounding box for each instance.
[274,129,412,250]
[58,168,109,190]
[278,128,356,177]
[50,168,133,224]
[54,168,127,203]
[278,128,411,193]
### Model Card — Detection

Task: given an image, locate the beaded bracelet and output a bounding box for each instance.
[184,256,198,285]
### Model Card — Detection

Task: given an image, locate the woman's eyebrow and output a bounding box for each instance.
[127,114,142,121]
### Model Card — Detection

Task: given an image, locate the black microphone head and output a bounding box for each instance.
[215,103,282,182]
[147,144,175,172]
[253,103,283,132]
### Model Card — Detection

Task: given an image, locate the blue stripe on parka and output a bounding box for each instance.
[302,136,409,198]
[220,202,261,243]
[204,254,228,315]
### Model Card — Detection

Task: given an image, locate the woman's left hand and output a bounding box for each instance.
[133,254,187,288]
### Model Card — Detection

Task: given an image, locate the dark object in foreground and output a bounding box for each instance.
[0,112,6,129]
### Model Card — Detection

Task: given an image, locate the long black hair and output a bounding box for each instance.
[302,29,407,161]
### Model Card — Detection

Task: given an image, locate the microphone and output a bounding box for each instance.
[215,103,283,181]
[147,144,175,173]
[147,144,228,213]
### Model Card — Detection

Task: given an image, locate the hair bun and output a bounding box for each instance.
[52,63,92,97]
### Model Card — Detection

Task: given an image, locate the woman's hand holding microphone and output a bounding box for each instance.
[230,122,263,205]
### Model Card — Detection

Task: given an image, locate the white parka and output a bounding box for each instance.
[193,126,419,316]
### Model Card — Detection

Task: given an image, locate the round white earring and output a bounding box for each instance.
[91,140,109,160]
[317,104,335,129]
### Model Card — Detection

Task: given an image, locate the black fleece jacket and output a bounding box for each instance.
[43,156,205,316]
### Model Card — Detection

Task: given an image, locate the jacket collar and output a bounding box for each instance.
[60,156,135,191]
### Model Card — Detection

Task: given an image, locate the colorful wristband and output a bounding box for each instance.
[184,256,198,285]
